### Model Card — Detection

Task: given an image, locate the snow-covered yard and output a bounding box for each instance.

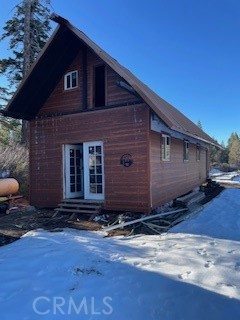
[0,188,240,320]
[210,169,240,185]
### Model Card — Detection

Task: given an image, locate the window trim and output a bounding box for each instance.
[161,134,171,161]
[183,140,189,161]
[64,70,78,90]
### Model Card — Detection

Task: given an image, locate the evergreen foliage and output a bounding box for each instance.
[197,120,203,130]
[228,132,240,168]
[0,0,52,145]
[0,0,52,194]
[0,143,29,196]
[0,0,52,85]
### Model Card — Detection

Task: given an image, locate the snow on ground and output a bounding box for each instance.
[209,169,240,185]
[234,175,240,182]
[0,189,240,320]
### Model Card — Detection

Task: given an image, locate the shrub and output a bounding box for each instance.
[218,163,238,172]
[0,144,29,197]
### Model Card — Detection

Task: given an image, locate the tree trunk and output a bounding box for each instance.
[23,0,31,76]
[22,0,32,144]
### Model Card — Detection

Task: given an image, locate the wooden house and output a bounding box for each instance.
[3,14,218,214]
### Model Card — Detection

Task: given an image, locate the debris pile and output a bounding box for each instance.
[101,207,189,236]
[0,179,225,245]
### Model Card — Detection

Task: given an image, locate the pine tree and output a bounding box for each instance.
[219,140,228,164]
[0,0,52,85]
[197,120,203,130]
[0,117,21,145]
[0,86,19,145]
[228,132,240,168]
[0,0,52,143]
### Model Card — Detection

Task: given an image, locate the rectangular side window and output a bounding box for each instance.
[184,140,189,161]
[64,71,78,90]
[196,144,200,161]
[162,134,171,161]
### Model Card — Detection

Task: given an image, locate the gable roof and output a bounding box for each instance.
[3,14,217,146]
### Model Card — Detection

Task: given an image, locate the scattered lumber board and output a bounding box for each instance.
[102,208,188,233]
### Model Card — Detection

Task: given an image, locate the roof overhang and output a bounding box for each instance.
[4,24,81,120]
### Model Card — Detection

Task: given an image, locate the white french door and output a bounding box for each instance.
[83,141,104,200]
[64,144,83,199]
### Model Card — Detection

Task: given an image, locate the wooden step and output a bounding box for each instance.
[54,199,103,219]
[61,199,103,204]
[54,208,99,214]
[57,203,101,209]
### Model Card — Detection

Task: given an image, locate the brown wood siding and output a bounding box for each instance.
[150,131,207,209]
[29,104,151,213]
[39,48,138,116]
[39,50,83,115]
[106,66,139,105]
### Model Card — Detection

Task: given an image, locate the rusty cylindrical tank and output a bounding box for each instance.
[0,178,19,196]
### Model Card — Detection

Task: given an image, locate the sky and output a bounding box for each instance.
[1,0,240,145]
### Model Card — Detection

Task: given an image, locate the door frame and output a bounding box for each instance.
[63,144,83,199]
[83,141,105,200]
[63,141,105,200]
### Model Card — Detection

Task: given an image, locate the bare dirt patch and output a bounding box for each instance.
[0,182,225,247]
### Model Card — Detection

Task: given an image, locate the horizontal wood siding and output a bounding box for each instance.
[39,50,83,115]
[106,66,139,105]
[29,104,151,212]
[150,131,207,208]
[39,48,138,116]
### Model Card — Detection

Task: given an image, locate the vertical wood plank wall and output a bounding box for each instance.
[150,131,207,208]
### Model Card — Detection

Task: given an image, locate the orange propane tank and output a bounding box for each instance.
[0,178,19,196]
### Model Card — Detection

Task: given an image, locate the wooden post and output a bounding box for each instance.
[82,47,88,110]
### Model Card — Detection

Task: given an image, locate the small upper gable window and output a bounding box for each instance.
[64,71,78,90]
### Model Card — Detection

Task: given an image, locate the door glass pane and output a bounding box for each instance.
[96,156,102,164]
[88,144,103,195]
[97,185,102,193]
[67,145,83,197]
[97,175,102,183]
[89,147,94,154]
[90,175,96,183]
[90,185,97,193]
[96,146,101,154]
[96,166,102,174]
